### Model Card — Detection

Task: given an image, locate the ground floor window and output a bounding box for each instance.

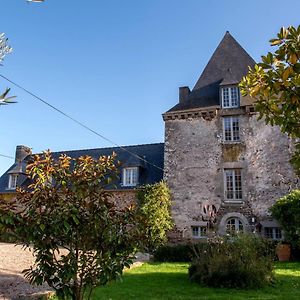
[191,226,207,238]
[264,227,282,240]
[226,217,244,235]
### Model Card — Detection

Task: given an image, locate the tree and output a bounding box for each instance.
[270,190,300,249]
[0,32,12,62]
[0,32,15,106]
[240,25,300,171]
[136,181,173,253]
[2,151,140,300]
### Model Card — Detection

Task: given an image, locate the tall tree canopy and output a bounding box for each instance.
[240,25,300,171]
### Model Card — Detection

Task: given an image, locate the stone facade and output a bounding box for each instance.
[163,32,299,241]
[164,104,298,241]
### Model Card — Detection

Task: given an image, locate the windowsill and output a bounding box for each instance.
[223,200,244,205]
[221,141,244,145]
[219,108,244,116]
[6,187,16,191]
[192,236,207,239]
[121,184,138,188]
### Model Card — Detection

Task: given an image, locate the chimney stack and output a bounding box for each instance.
[179,86,190,103]
[15,145,32,163]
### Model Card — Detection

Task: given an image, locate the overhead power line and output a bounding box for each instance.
[0,153,14,160]
[0,74,164,171]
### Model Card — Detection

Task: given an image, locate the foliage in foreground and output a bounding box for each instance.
[1,151,140,300]
[271,189,300,249]
[188,234,274,289]
[90,262,300,300]
[136,182,173,253]
[0,32,12,62]
[0,33,16,106]
[240,25,300,172]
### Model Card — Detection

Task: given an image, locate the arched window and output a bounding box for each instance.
[226,217,244,234]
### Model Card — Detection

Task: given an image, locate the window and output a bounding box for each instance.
[221,86,240,108]
[226,217,244,234]
[122,167,138,187]
[191,226,207,238]
[224,169,242,201]
[264,227,282,240]
[223,117,240,141]
[8,174,18,189]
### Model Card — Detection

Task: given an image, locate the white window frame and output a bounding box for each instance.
[226,217,244,235]
[221,86,240,108]
[264,227,282,240]
[224,169,242,201]
[8,174,18,190]
[223,116,240,142]
[191,226,207,239]
[122,167,139,187]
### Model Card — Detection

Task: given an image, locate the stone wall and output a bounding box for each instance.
[0,193,15,202]
[164,111,299,240]
[109,190,137,208]
[164,116,222,239]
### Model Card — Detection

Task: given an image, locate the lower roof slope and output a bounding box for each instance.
[0,143,164,193]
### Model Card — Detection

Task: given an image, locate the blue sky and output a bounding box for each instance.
[1,0,300,175]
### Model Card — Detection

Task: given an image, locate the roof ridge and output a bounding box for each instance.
[32,142,165,155]
[192,31,255,91]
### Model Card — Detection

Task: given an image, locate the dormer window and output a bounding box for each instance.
[221,86,240,108]
[122,167,138,187]
[8,174,18,190]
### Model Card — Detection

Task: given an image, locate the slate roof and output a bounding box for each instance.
[167,31,256,112]
[0,143,164,193]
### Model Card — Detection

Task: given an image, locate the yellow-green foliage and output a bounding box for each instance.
[136,181,173,252]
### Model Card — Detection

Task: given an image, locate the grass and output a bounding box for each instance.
[91,262,300,300]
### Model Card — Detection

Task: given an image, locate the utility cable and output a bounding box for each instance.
[0,153,14,160]
[0,74,164,171]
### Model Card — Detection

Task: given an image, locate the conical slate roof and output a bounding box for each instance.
[167,32,255,112]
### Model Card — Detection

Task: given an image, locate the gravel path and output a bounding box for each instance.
[0,243,53,300]
[0,243,149,299]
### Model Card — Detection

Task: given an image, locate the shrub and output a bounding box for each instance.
[153,244,194,262]
[1,151,140,300]
[271,190,300,250]
[153,243,211,262]
[188,234,274,289]
[136,182,173,253]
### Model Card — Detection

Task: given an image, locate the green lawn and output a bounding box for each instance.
[92,262,300,300]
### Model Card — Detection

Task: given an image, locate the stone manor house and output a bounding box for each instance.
[0,32,298,242]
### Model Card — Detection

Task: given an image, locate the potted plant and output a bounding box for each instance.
[271,190,300,261]
[276,242,291,261]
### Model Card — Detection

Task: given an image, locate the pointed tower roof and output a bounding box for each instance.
[219,68,240,86]
[167,32,255,112]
